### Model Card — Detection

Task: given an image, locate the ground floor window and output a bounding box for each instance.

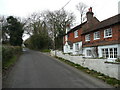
[65,45,69,50]
[86,50,92,56]
[70,46,73,49]
[75,43,79,51]
[102,48,117,58]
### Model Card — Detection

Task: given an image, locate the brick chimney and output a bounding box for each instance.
[86,7,94,22]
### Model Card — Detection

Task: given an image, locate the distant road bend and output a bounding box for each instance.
[3,48,113,88]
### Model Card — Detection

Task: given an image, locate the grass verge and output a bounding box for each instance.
[55,56,120,88]
[2,53,22,78]
[40,49,51,53]
[3,56,17,70]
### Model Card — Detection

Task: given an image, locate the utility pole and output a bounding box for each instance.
[0,20,3,44]
[53,0,72,56]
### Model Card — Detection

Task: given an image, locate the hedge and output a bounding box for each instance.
[2,45,22,69]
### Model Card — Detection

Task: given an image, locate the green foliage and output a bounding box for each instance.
[24,38,31,47]
[1,16,8,44]
[40,49,51,53]
[24,34,52,50]
[55,36,63,50]
[45,10,75,50]
[2,45,22,69]
[115,58,120,62]
[24,10,75,50]
[3,56,17,69]
[6,16,24,46]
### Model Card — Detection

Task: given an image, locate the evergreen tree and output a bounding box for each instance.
[6,16,24,46]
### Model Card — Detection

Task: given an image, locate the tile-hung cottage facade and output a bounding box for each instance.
[63,7,120,61]
[63,22,86,55]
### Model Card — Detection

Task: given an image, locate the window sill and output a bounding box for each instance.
[94,38,100,40]
[85,40,90,42]
[104,36,112,38]
[74,36,78,38]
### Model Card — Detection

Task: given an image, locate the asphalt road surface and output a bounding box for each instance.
[3,48,113,88]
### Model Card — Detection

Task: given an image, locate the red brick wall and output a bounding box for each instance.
[63,24,120,46]
[68,29,82,43]
[118,24,120,41]
[82,24,120,47]
[68,32,74,42]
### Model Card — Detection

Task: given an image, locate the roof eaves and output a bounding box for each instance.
[66,21,87,34]
[82,14,120,35]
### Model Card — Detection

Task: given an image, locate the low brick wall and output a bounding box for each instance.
[51,50,120,80]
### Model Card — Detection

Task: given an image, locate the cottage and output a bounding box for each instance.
[63,7,120,61]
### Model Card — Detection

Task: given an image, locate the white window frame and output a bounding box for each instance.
[101,48,118,59]
[86,49,92,56]
[70,46,73,50]
[104,28,112,38]
[75,43,79,51]
[85,34,90,41]
[74,30,78,38]
[94,31,100,40]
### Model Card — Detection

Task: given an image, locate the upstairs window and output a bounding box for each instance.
[85,34,90,41]
[94,31,100,40]
[104,28,112,38]
[74,30,78,38]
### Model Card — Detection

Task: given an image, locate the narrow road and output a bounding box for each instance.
[3,49,113,88]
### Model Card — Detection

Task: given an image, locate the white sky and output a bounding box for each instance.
[0,0,119,22]
[0,0,119,40]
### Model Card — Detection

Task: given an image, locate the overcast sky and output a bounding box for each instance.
[0,0,119,22]
[0,0,119,40]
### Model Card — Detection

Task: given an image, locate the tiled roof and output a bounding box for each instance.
[83,40,120,47]
[82,14,120,34]
[64,21,87,35]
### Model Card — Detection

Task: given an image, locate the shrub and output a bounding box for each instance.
[41,49,51,53]
[2,45,22,68]
[24,34,52,50]
[115,58,120,62]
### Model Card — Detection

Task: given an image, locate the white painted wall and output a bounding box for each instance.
[73,41,82,55]
[51,50,120,80]
[98,44,120,61]
[63,42,72,53]
[82,47,93,57]
[82,44,120,61]
[63,41,82,55]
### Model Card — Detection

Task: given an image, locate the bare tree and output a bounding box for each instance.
[23,10,75,50]
[44,9,75,50]
[44,9,75,38]
[76,2,87,23]
[24,12,48,36]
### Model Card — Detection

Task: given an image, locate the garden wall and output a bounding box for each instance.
[51,50,120,80]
